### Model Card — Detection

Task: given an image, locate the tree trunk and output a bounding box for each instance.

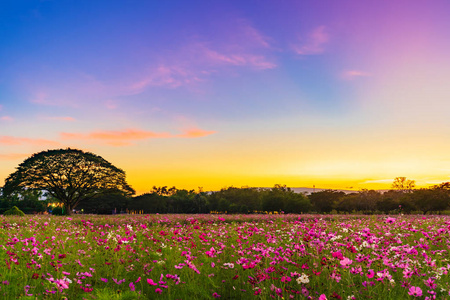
[64,202,73,215]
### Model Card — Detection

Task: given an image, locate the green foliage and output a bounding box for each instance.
[91,288,141,300]
[77,193,130,214]
[309,190,345,213]
[0,188,47,214]
[3,206,25,216]
[51,206,67,216]
[2,148,135,215]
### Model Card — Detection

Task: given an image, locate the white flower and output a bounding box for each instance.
[296,273,309,284]
[223,263,235,269]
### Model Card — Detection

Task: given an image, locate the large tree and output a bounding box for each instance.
[2,148,135,215]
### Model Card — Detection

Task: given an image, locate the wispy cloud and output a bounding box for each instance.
[127,65,202,94]
[60,127,216,146]
[202,46,276,70]
[342,70,371,80]
[177,128,217,138]
[41,116,76,122]
[293,26,329,55]
[0,136,60,146]
[0,116,13,121]
[126,21,276,93]
[104,99,118,110]
[238,20,271,48]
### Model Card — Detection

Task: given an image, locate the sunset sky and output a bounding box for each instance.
[2,0,450,194]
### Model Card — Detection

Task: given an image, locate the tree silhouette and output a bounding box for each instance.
[391,177,415,193]
[2,148,135,215]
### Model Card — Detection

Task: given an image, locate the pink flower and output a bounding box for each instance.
[408,286,423,297]
[147,278,157,286]
[319,294,327,300]
[385,217,396,224]
[212,292,221,298]
[340,257,353,267]
[129,282,135,291]
[332,251,343,260]
[155,288,162,294]
[367,269,375,278]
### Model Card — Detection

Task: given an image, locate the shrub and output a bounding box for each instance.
[3,206,25,216]
[51,206,67,215]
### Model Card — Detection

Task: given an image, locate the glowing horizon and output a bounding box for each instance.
[2,1,450,195]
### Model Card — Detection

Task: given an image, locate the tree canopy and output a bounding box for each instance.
[2,148,135,215]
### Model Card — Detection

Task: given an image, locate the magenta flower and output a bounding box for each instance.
[147,278,157,286]
[408,286,423,297]
[155,288,162,294]
[319,294,327,300]
[367,269,375,278]
[212,292,221,298]
[129,282,135,291]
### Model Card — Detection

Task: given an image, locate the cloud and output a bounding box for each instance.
[202,47,276,70]
[342,70,371,80]
[0,116,13,121]
[126,21,276,93]
[293,26,329,55]
[0,153,29,161]
[239,20,271,48]
[61,127,216,146]
[104,100,118,110]
[177,128,217,138]
[0,136,60,146]
[41,116,76,122]
[127,65,202,94]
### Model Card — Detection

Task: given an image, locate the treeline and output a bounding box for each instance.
[2,183,450,215]
[76,183,450,215]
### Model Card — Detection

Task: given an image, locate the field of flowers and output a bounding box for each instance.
[0,214,449,299]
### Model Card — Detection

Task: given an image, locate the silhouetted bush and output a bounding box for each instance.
[4,206,25,216]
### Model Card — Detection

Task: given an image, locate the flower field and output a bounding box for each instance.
[0,214,449,299]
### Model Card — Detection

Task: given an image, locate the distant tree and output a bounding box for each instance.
[130,193,167,213]
[392,177,415,193]
[335,193,360,213]
[262,185,311,213]
[150,186,177,196]
[377,190,403,213]
[411,187,450,214]
[77,193,130,214]
[208,187,263,213]
[2,148,135,215]
[308,190,344,213]
[357,189,382,212]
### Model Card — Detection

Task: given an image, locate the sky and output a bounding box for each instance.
[1,0,450,194]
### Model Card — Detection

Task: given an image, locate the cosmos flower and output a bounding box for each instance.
[408,286,423,297]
